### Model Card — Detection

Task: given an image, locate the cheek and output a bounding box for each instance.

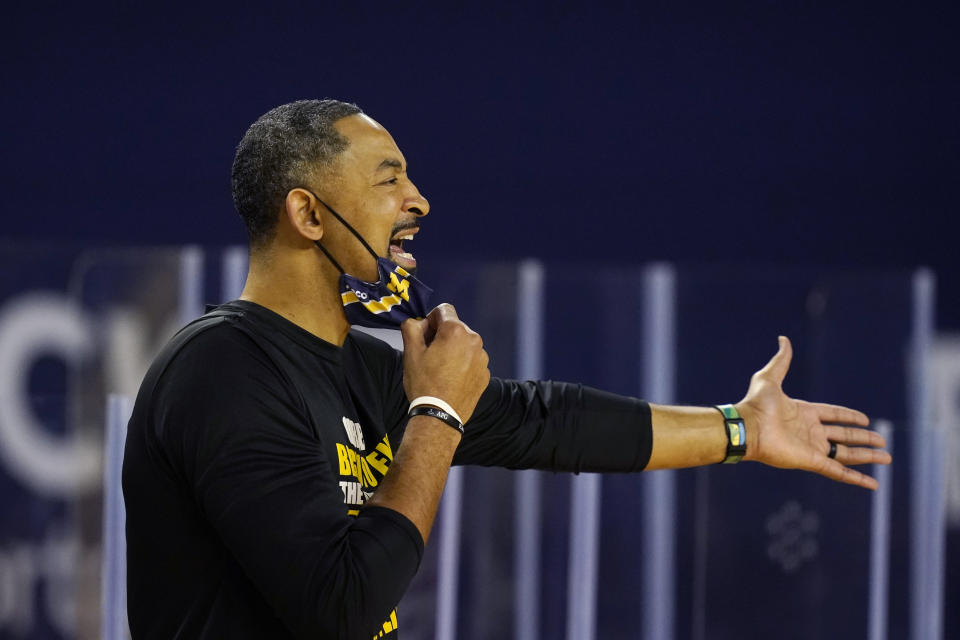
[358,194,402,239]
[359,191,403,216]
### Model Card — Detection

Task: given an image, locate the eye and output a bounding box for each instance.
[380,177,399,186]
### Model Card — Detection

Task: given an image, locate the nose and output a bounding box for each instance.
[404,181,429,217]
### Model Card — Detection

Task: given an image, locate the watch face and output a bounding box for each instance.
[724,419,747,463]
[728,420,745,448]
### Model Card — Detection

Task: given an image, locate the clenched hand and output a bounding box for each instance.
[400,303,490,425]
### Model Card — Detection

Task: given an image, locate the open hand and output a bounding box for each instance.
[736,336,892,490]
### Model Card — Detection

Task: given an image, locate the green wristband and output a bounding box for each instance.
[715,404,747,464]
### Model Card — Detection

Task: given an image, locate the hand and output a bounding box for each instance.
[400,304,490,424]
[736,336,892,490]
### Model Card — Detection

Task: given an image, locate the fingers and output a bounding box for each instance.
[829,443,892,467]
[400,317,427,351]
[424,303,458,345]
[402,303,490,424]
[817,458,880,490]
[814,422,890,489]
[824,424,886,448]
[402,303,471,353]
[814,402,870,427]
[757,335,793,385]
[821,425,891,468]
[427,302,459,324]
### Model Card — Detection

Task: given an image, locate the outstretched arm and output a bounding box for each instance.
[646,336,890,489]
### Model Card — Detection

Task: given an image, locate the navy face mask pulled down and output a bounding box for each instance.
[306,190,433,329]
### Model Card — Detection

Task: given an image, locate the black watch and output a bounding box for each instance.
[715,404,747,464]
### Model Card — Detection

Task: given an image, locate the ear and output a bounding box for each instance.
[284,188,324,242]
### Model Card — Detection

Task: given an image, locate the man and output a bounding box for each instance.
[122,99,890,639]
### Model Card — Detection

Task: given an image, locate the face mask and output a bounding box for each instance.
[305,189,433,329]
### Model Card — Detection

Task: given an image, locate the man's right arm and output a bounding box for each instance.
[145,309,487,640]
[364,304,490,544]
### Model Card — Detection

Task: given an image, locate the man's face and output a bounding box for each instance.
[316,114,429,281]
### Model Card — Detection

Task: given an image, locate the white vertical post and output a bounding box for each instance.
[515,260,544,640]
[690,467,709,640]
[178,246,204,325]
[102,394,133,640]
[641,263,677,640]
[909,269,941,640]
[566,473,601,640]
[435,466,464,640]
[221,245,248,302]
[868,420,894,640]
[927,426,949,640]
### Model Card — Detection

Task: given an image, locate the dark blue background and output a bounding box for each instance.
[2,2,956,325]
[1,5,956,636]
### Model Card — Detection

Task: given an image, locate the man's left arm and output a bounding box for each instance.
[456,336,890,489]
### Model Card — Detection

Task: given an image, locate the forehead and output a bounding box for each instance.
[333,114,405,174]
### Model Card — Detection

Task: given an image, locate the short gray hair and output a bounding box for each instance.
[230,99,363,246]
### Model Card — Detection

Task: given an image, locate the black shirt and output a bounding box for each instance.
[123,300,652,639]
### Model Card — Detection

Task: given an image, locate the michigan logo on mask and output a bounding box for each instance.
[304,188,433,329]
[337,259,431,328]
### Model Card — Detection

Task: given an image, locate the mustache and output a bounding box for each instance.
[390,221,420,236]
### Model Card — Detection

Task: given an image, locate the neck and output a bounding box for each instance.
[238,243,351,346]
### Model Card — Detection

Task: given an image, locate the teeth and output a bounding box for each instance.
[397,234,414,241]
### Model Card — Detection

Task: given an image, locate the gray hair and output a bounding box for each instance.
[230,99,363,247]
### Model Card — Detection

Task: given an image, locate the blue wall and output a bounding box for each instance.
[1,4,958,636]
[2,2,958,326]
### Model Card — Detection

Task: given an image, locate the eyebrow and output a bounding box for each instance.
[376,158,404,172]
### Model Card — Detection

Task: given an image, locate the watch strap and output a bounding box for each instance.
[715,404,747,464]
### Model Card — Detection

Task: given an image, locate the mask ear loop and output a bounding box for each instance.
[313,240,345,274]
[304,188,382,261]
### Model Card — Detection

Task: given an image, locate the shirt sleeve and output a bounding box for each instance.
[151,326,422,640]
[453,378,653,472]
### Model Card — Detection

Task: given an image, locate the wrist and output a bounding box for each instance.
[406,413,463,442]
[408,396,464,435]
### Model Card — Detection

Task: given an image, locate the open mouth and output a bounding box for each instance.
[388,226,419,270]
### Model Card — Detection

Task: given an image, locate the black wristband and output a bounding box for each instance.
[408,405,464,434]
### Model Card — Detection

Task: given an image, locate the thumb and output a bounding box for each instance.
[400,318,427,353]
[762,335,793,384]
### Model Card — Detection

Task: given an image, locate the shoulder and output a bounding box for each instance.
[141,308,283,407]
[133,309,305,454]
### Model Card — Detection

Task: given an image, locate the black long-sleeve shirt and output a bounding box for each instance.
[122,300,652,639]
